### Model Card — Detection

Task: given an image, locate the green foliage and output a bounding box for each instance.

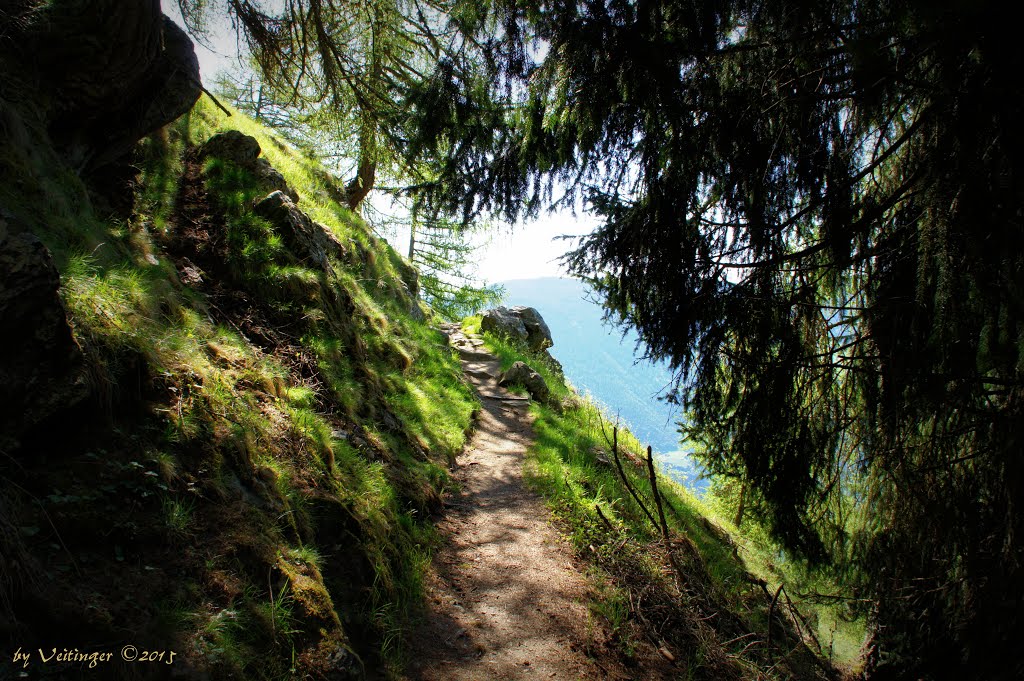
[479,330,853,675]
[182,0,486,212]
[416,3,1024,677]
[162,495,196,539]
[404,214,504,321]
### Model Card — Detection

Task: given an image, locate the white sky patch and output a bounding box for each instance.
[372,204,599,284]
[167,6,242,81]
[470,210,599,282]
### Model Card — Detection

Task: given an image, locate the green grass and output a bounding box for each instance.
[1,92,480,680]
[469,326,864,677]
[162,495,196,538]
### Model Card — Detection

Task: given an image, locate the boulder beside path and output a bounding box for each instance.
[480,305,553,352]
[498,361,550,404]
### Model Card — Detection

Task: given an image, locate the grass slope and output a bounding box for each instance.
[0,95,476,679]
[465,316,864,679]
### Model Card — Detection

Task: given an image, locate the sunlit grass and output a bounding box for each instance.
[473,327,865,672]
[1,88,486,680]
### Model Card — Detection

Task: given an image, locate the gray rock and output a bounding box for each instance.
[498,361,549,403]
[253,158,299,203]
[0,218,88,452]
[480,306,528,343]
[199,130,262,166]
[199,133,300,202]
[254,191,347,275]
[591,446,612,466]
[480,305,553,352]
[510,305,553,351]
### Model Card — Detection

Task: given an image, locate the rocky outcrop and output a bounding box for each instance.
[199,130,261,166]
[480,305,553,352]
[12,2,202,170]
[408,299,426,322]
[254,191,345,275]
[200,131,300,202]
[253,158,299,203]
[514,305,553,351]
[481,307,527,342]
[0,215,88,452]
[498,361,549,403]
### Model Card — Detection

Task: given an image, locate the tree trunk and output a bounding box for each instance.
[344,150,376,211]
[733,483,746,528]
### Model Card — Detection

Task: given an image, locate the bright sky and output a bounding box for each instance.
[169,7,239,81]
[469,212,599,282]
[171,8,600,283]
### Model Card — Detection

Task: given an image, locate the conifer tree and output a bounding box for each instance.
[403,1,1024,678]
[172,0,1024,675]
[176,0,471,210]
[404,212,503,320]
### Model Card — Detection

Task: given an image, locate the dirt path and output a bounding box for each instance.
[403,328,631,680]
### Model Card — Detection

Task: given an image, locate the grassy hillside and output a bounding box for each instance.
[0,95,476,679]
[464,316,864,679]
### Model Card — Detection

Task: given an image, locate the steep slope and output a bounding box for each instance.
[465,319,855,679]
[497,277,704,490]
[1,92,476,680]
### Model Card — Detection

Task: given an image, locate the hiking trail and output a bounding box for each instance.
[403,326,666,680]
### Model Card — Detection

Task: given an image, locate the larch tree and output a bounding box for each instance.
[404,211,503,320]
[176,0,503,318]
[175,0,469,211]
[401,0,1024,678]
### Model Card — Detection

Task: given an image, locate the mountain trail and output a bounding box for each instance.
[403,327,644,680]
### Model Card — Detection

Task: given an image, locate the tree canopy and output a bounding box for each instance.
[402,0,1024,678]
[176,0,477,209]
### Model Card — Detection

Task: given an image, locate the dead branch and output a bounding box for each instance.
[610,427,657,528]
[595,504,616,532]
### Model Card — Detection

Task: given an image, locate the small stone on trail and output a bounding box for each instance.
[498,361,549,403]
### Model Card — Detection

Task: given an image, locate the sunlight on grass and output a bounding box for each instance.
[473,326,865,673]
[1,92,486,679]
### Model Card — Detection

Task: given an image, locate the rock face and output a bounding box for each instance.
[0,216,88,451]
[499,361,549,403]
[254,191,346,275]
[512,305,553,351]
[481,306,528,342]
[200,132,300,202]
[253,158,300,203]
[15,1,202,170]
[480,305,553,352]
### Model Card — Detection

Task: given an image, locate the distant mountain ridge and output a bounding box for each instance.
[498,277,706,492]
